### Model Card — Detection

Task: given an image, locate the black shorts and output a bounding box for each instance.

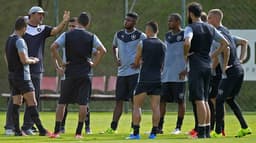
[161,82,186,103]
[134,82,161,96]
[9,79,34,96]
[188,68,211,101]
[209,75,221,99]
[216,73,244,102]
[59,77,91,105]
[116,74,138,101]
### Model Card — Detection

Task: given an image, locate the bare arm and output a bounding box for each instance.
[91,45,107,67]
[184,37,192,62]
[112,45,121,66]
[18,52,39,65]
[50,11,70,36]
[235,37,248,63]
[51,42,64,69]
[132,43,142,69]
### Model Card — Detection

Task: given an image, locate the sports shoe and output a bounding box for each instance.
[188,129,197,138]
[235,127,252,138]
[148,133,156,139]
[210,131,222,138]
[126,134,140,140]
[5,129,14,136]
[75,134,83,139]
[221,129,226,136]
[31,126,38,132]
[86,127,92,134]
[49,133,60,138]
[39,129,52,136]
[15,130,27,136]
[171,128,181,135]
[22,129,35,135]
[102,128,117,134]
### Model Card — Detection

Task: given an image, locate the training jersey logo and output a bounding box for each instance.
[131,34,137,40]
[37,28,41,32]
[177,35,182,41]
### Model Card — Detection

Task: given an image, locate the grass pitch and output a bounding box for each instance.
[0,111,255,143]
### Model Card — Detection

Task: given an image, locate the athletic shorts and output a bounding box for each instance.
[216,73,244,102]
[134,82,161,96]
[188,68,211,101]
[209,75,221,99]
[116,74,138,101]
[161,82,186,103]
[59,77,91,105]
[9,79,34,96]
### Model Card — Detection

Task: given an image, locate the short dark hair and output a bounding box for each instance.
[126,12,138,20]
[169,13,182,22]
[78,12,90,26]
[15,16,27,30]
[187,2,202,17]
[146,21,158,33]
[69,17,77,23]
[201,12,208,22]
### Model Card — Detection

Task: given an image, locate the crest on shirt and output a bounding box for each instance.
[131,34,137,40]
[121,34,125,39]
[176,35,182,41]
[37,28,42,32]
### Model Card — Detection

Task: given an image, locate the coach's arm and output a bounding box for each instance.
[50,11,70,36]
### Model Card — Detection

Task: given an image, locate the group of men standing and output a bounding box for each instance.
[4,1,252,140]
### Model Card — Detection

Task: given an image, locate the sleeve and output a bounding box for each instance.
[93,35,104,49]
[92,48,97,54]
[232,35,242,45]
[212,28,226,43]
[140,32,147,40]
[44,25,53,38]
[16,39,27,53]
[54,32,66,48]
[184,26,193,39]
[112,32,118,47]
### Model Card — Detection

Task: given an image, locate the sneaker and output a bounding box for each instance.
[75,134,83,139]
[15,130,27,136]
[210,131,222,138]
[86,127,92,134]
[157,128,163,134]
[5,129,15,136]
[126,134,140,140]
[31,126,38,132]
[235,127,252,138]
[221,129,226,136]
[22,129,35,135]
[102,128,117,134]
[188,129,197,138]
[49,133,60,138]
[171,128,181,135]
[148,133,156,139]
[39,129,52,136]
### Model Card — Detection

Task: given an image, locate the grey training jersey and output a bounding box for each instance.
[162,30,186,82]
[113,29,146,76]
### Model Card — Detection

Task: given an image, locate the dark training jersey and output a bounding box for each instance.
[184,22,224,69]
[138,38,165,83]
[5,35,31,80]
[24,24,53,74]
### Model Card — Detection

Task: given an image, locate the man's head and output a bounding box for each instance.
[207,9,223,27]
[145,21,158,37]
[28,6,45,25]
[201,12,208,22]
[78,12,90,28]
[168,13,182,30]
[124,12,138,30]
[15,16,27,34]
[187,2,202,24]
[68,17,78,31]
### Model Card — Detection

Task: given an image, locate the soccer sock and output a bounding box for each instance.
[150,126,158,135]
[192,101,198,132]
[176,116,184,130]
[110,121,118,130]
[61,105,68,127]
[208,99,215,131]
[12,104,21,133]
[133,125,140,135]
[76,122,84,135]
[27,106,46,133]
[158,117,164,130]
[54,121,61,134]
[205,124,211,138]
[226,99,248,129]
[221,119,225,131]
[198,125,206,138]
[215,99,224,134]
[85,107,90,128]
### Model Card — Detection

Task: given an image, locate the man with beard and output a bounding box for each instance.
[104,12,146,134]
[184,2,229,138]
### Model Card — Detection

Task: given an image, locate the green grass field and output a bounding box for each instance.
[0,112,255,143]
